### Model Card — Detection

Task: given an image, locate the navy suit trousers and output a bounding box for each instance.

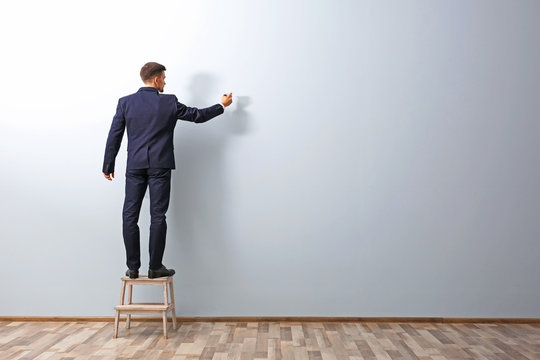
[122,168,171,270]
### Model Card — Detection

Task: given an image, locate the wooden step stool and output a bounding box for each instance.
[114,275,177,339]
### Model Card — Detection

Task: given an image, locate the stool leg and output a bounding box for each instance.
[162,311,168,339]
[163,282,169,338]
[120,280,126,305]
[114,280,127,338]
[126,284,133,329]
[114,310,120,339]
[169,279,177,330]
[163,282,169,306]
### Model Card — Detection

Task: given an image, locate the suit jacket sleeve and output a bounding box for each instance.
[102,100,126,173]
[175,96,224,123]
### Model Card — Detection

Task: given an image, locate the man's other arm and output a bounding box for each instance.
[102,100,126,180]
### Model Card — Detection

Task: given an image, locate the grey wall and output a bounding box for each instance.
[1,0,539,317]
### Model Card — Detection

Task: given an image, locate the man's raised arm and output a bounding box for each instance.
[176,92,232,123]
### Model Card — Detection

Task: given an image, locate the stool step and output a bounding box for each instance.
[121,276,173,285]
[115,302,172,311]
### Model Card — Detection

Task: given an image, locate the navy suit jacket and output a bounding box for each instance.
[103,87,224,173]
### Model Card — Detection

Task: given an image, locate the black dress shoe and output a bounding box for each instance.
[148,265,175,278]
[125,269,139,279]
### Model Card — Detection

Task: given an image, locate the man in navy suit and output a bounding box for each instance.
[103,62,232,279]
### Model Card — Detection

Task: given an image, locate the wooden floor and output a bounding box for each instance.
[1,320,539,360]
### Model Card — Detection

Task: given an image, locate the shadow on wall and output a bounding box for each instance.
[168,72,251,313]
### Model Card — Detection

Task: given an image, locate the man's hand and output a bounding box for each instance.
[104,172,115,181]
[221,92,233,107]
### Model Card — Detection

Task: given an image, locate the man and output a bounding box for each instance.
[103,62,233,279]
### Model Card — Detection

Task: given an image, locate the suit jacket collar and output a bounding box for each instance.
[138,87,159,93]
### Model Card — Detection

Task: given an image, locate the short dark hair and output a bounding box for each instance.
[140,62,166,82]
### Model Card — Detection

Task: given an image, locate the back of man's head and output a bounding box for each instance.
[140,62,166,83]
